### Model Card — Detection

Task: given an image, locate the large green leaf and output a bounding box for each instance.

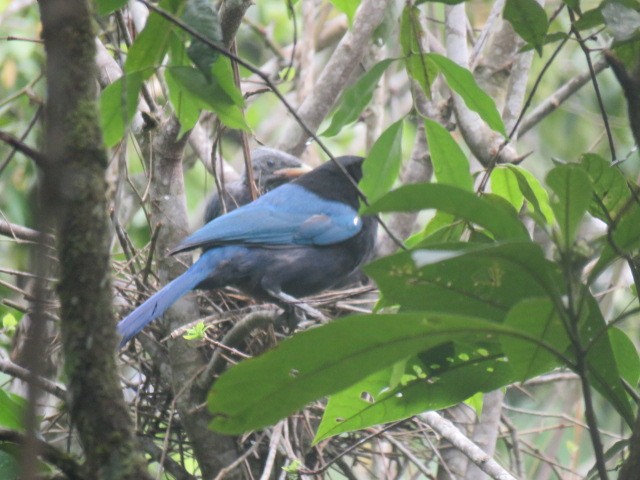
[578,153,630,222]
[165,68,202,136]
[546,164,593,250]
[168,66,249,131]
[504,0,549,55]
[491,166,524,212]
[501,298,570,380]
[96,0,127,15]
[359,119,403,205]
[182,0,222,80]
[316,348,514,441]
[424,118,473,191]
[329,0,360,23]
[366,242,562,320]
[365,183,529,241]
[322,59,395,137]
[581,294,636,427]
[0,390,26,430]
[426,53,506,136]
[99,74,143,148]
[400,6,436,98]
[505,165,555,224]
[208,312,567,434]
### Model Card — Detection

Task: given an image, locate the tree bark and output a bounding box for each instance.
[38,0,151,477]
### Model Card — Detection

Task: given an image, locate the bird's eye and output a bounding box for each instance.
[267,159,275,167]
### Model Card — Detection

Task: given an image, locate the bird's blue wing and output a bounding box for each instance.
[173,184,362,252]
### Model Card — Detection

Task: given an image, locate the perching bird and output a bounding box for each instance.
[117,155,377,346]
[204,147,307,223]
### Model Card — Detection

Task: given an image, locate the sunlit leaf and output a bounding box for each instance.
[425,118,473,191]
[360,119,403,205]
[491,167,524,211]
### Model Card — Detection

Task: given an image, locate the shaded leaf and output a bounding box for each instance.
[502,298,569,380]
[183,0,222,80]
[366,242,562,320]
[96,0,127,15]
[400,6,435,98]
[166,68,202,136]
[427,53,506,136]
[504,0,549,55]
[424,118,473,191]
[360,119,403,204]
[99,74,143,148]
[208,312,564,434]
[578,153,630,222]
[322,59,395,137]
[546,164,593,249]
[365,183,529,241]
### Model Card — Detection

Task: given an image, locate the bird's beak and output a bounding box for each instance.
[272,164,312,179]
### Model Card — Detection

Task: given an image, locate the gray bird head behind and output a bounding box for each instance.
[248,147,308,191]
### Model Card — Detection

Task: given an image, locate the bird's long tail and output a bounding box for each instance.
[116,249,234,348]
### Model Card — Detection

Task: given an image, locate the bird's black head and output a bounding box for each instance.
[293,156,365,208]
[248,148,306,190]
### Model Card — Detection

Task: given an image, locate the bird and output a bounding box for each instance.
[204,147,307,223]
[117,155,377,347]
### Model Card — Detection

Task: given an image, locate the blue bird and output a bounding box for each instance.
[204,147,307,223]
[117,155,377,346]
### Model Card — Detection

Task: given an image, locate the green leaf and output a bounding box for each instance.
[99,74,143,148]
[366,242,562,319]
[168,66,249,131]
[581,294,635,427]
[505,165,555,224]
[0,390,26,430]
[491,167,524,211]
[359,119,403,205]
[322,59,395,137]
[426,53,506,136]
[211,57,244,107]
[592,202,640,280]
[2,313,17,334]
[416,0,469,3]
[364,183,529,241]
[400,6,436,98]
[329,0,360,23]
[501,298,569,380]
[578,153,630,222]
[424,118,473,191]
[166,68,202,136]
[316,347,514,441]
[208,312,565,434]
[125,0,183,76]
[573,8,605,31]
[609,327,640,388]
[183,0,222,80]
[546,164,593,249]
[96,0,127,15]
[504,0,549,55]
[0,450,19,480]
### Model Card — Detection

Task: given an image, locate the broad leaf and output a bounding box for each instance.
[96,0,127,15]
[0,390,26,430]
[400,6,435,98]
[366,242,562,320]
[322,59,395,137]
[578,153,630,222]
[491,167,524,211]
[365,183,529,241]
[427,53,506,136]
[100,74,143,148]
[546,164,593,249]
[504,0,549,55]
[424,118,473,191]
[360,119,403,205]
[208,312,566,434]
[183,0,222,80]
[329,0,360,23]
[505,165,555,224]
[501,298,569,380]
